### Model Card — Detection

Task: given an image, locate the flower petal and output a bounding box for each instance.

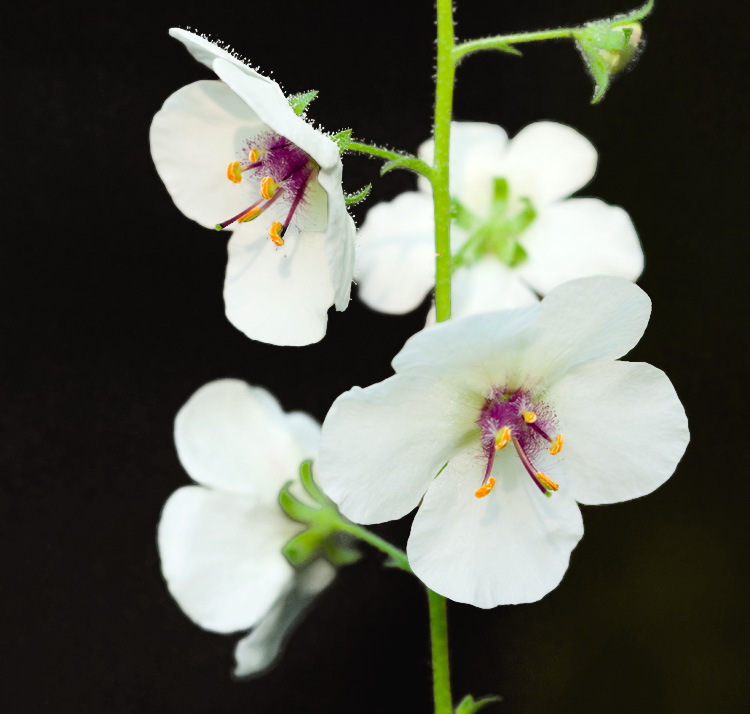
[224,220,334,346]
[517,199,643,295]
[523,276,652,380]
[501,122,597,205]
[150,80,264,229]
[212,58,339,171]
[319,162,356,311]
[233,559,335,677]
[174,379,319,498]
[547,360,689,505]
[407,450,583,607]
[355,192,436,314]
[169,28,273,83]
[318,375,481,524]
[158,486,298,633]
[418,122,509,204]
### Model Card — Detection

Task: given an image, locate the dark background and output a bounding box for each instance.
[5,0,748,712]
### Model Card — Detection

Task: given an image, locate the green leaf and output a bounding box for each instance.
[287,90,319,116]
[331,128,353,154]
[282,529,325,565]
[345,183,372,206]
[455,694,503,714]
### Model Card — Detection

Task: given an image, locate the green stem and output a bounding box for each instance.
[432,0,457,323]
[345,141,433,179]
[428,589,452,714]
[454,27,575,61]
[335,521,411,572]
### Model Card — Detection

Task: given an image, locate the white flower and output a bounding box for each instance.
[157,379,334,676]
[150,29,356,346]
[355,122,643,319]
[317,277,688,608]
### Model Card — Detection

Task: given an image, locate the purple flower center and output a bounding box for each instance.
[216,131,319,245]
[474,386,563,499]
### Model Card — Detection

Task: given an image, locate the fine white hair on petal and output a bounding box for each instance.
[548,360,690,505]
[174,379,320,499]
[407,451,584,608]
[233,559,335,677]
[158,487,299,633]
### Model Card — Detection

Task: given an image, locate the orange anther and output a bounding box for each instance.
[495,427,511,451]
[249,148,260,163]
[260,176,277,200]
[522,409,537,424]
[549,433,564,456]
[536,472,559,492]
[475,477,496,499]
[269,221,285,246]
[226,161,242,183]
[238,207,261,223]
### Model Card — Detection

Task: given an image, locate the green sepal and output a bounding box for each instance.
[299,460,327,505]
[288,90,319,116]
[455,694,503,714]
[279,481,321,523]
[331,128,353,154]
[380,156,433,178]
[282,528,326,565]
[493,178,509,210]
[496,43,522,57]
[345,183,372,206]
[450,199,477,231]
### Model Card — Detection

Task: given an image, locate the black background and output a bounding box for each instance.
[5,1,749,712]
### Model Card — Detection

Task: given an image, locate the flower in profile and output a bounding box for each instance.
[355,122,643,319]
[317,277,688,608]
[150,29,356,346]
[158,379,334,676]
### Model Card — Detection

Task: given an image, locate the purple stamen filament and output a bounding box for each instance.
[511,437,548,494]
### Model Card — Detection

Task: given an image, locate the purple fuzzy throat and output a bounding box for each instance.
[216,131,319,243]
[474,386,562,499]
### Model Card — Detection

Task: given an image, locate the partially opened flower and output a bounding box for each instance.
[150,30,356,346]
[318,277,688,608]
[158,379,334,676]
[355,122,643,318]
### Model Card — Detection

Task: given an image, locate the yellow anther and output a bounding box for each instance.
[536,472,559,492]
[260,176,277,200]
[475,477,496,499]
[249,147,263,163]
[269,221,285,246]
[549,433,564,456]
[226,161,242,184]
[495,427,511,451]
[522,409,537,423]
[238,207,261,223]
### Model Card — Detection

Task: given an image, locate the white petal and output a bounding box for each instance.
[175,379,319,498]
[450,259,540,317]
[158,486,298,633]
[317,375,481,524]
[407,450,583,607]
[517,199,643,295]
[547,360,689,505]
[392,303,541,386]
[233,559,335,677]
[355,192,436,314]
[212,59,339,170]
[418,122,509,205]
[150,80,265,229]
[523,276,652,380]
[224,219,334,346]
[319,162,356,311]
[169,29,273,83]
[502,122,597,205]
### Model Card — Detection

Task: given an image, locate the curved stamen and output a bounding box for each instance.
[475,448,497,499]
[528,419,552,442]
[215,189,284,231]
[511,437,549,495]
